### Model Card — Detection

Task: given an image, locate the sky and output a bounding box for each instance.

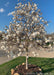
[0,0,54,34]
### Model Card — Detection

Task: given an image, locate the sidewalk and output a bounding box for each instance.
[0,56,11,65]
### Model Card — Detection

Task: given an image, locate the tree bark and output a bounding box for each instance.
[26,53,28,69]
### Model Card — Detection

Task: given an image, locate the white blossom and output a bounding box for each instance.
[13,55,16,58]
[7,55,10,58]
[1,46,5,49]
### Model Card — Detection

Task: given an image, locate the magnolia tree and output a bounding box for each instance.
[2,1,48,69]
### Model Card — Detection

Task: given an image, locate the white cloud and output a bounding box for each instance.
[0,8,4,13]
[8,11,15,16]
[5,2,9,7]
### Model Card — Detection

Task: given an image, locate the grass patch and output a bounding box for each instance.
[0,56,54,75]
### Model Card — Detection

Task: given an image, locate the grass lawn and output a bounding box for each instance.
[0,56,54,75]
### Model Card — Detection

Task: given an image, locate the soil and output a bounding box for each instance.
[14,64,42,75]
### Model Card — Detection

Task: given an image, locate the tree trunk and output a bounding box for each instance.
[26,53,28,69]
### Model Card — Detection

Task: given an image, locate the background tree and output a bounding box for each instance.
[0,31,3,40]
[2,1,48,69]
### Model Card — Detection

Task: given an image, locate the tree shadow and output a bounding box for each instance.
[43,68,54,73]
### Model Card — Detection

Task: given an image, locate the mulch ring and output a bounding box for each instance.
[14,64,42,75]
